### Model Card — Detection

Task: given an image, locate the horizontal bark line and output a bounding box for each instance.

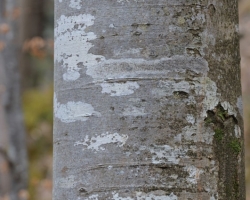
[76,185,208,195]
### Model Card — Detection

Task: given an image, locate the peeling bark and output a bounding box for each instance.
[54,1,245,199]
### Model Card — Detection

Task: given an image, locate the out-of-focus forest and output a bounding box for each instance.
[240,0,250,199]
[20,0,53,199]
[0,0,249,199]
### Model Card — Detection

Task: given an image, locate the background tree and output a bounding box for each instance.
[20,0,53,89]
[239,0,250,198]
[19,0,54,199]
[0,0,28,199]
[54,1,244,199]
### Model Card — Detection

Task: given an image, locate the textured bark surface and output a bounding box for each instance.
[54,0,244,199]
[0,0,28,199]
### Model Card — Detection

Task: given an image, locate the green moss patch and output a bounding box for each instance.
[229,139,241,154]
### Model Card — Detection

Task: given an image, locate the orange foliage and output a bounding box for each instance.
[4,7,21,20]
[22,37,53,59]
[0,24,10,34]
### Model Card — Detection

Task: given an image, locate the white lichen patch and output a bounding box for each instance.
[101,82,139,96]
[152,76,237,126]
[221,101,237,117]
[193,77,220,118]
[174,134,182,143]
[181,125,214,145]
[234,125,241,138]
[84,194,99,200]
[186,114,195,125]
[114,48,143,57]
[170,174,178,180]
[111,191,177,200]
[150,79,197,105]
[160,80,191,94]
[57,175,76,189]
[148,145,188,164]
[151,80,192,100]
[122,106,147,117]
[108,165,113,170]
[117,0,129,3]
[86,56,208,83]
[192,77,238,121]
[54,94,101,123]
[237,96,243,117]
[109,24,115,28]
[184,165,203,184]
[117,0,145,3]
[69,0,82,9]
[193,12,206,24]
[74,132,128,152]
[55,14,105,81]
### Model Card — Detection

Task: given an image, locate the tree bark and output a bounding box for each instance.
[0,0,28,199]
[54,1,245,199]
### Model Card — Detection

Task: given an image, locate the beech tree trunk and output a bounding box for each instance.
[54,1,245,199]
[0,0,28,199]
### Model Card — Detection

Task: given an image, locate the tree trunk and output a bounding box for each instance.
[0,0,28,199]
[54,1,245,199]
[20,0,45,89]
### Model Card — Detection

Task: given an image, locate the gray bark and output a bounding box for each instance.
[0,0,28,199]
[54,0,245,199]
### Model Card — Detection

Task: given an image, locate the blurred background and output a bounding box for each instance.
[20,0,54,199]
[240,0,250,199]
[1,0,250,199]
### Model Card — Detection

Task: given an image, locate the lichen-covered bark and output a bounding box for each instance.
[54,0,244,199]
[0,0,28,199]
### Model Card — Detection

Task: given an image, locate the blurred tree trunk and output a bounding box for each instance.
[0,0,28,199]
[54,1,245,199]
[20,0,45,89]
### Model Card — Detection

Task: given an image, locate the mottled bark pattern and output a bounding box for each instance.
[0,0,28,199]
[54,0,244,199]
